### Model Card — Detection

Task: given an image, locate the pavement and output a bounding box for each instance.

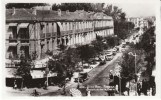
[6,86,61,96]
[6,78,79,96]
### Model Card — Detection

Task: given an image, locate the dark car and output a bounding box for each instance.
[74,72,88,83]
[99,60,106,65]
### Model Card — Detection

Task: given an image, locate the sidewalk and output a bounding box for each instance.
[6,78,79,96]
[6,86,61,96]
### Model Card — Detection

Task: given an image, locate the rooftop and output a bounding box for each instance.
[6,8,113,22]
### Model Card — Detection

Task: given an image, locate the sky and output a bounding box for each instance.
[51,2,156,18]
[109,2,156,17]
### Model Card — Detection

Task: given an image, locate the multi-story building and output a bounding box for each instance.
[6,7,114,61]
[127,17,149,29]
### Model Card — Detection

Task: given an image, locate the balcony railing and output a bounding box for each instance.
[94,26,113,31]
[40,34,45,39]
[52,32,57,37]
[46,33,51,38]
[9,39,17,43]
[20,39,29,43]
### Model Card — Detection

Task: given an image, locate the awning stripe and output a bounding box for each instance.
[18,23,29,28]
[8,43,18,46]
[9,23,18,26]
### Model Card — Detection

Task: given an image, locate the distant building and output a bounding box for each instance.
[127,17,149,29]
[6,7,114,61]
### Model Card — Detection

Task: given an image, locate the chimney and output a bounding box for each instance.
[66,10,69,15]
[58,9,61,16]
[32,8,37,15]
[12,7,15,15]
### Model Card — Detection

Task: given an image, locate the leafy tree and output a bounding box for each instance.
[15,52,32,89]
[104,5,122,21]
[47,47,81,94]
[104,36,119,48]
[91,40,106,55]
[76,44,96,63]
[52,3,94,12]
[136,27,155,77]
[90,3,105,12]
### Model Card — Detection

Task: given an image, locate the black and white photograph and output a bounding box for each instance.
[1,0,159,98]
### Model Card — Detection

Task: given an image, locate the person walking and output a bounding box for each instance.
[137,83,141,96]
[43,81,47,89]
[13,80,17,89]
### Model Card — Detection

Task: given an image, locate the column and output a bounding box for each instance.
[73,34,76,45]
[76,34,78,44]
[63,37,66,46]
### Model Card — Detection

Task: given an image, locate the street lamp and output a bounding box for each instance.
[45,62,49,87]
[128,52,137,96]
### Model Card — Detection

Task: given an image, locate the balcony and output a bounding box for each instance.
[52,32,57,37]
[40,33,45,39]
[94,26,113,31]
[8,38,17,43]
[20,39,30,46]
[46,33,51,38]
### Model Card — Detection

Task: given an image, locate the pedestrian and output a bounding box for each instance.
[13,80,17,89]
[87,90,91,96]
[142,79,147,95]
[137,83,141,96]
[44,81,47,89]
[32,89,40,96]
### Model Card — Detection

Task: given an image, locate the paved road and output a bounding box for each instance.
[83,52,122,86]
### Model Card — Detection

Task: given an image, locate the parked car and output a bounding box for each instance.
[99,60,106,65]
[74,72,88,83]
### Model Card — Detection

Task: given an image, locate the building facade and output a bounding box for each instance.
[127,17,149,29]
[6,7,114,61]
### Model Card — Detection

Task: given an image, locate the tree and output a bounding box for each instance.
[104,4,134,39]
[90,3,105,12]
[104,5,122,21]
[15,52,32,89]
[77,44,96,63]
[104,36,119,48]
[136,27,155,77]
[52,3,94,12]
[47,47,81,94]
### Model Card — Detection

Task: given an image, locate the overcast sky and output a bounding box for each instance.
[110,2,156,17]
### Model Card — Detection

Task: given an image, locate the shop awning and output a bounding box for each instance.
[152,69,156,77]
[30,70,45,79]
[9,23,18,26]
[18,23,29,28]
[56,22,64,31]
[20,43,30,46]
[30,70,57,79]
[6,68,21,78]
[8,43,18,46]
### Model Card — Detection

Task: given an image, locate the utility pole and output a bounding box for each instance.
[128,52,137,96]
[119,76,121,96]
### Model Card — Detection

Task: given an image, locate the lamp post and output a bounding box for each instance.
[128,52,137,96]
[45,61,49,88]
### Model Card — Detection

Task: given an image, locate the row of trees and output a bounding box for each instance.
[120,26,156,92]
[14,35,119,89]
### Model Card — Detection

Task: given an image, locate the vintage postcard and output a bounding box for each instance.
[1,0,160,99]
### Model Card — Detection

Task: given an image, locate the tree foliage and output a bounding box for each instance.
[121,49,146,81]
[135,27,155,76]
[52,3,94,12]
[76,44,96,62]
